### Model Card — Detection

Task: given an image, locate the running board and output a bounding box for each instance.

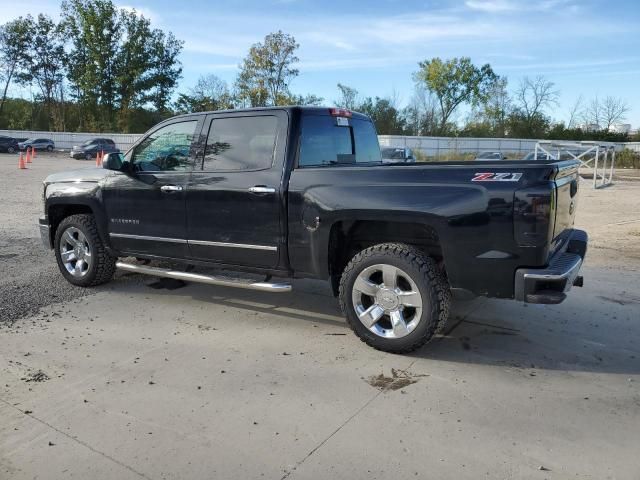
[115,261,292,293]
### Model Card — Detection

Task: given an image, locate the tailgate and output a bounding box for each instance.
[552,161,580,240]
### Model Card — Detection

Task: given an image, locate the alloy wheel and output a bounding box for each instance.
[59,227,92,278]
[351,263,423,339]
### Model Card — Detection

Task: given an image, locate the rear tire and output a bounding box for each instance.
[46,145,53,152]
[54,214,116,287]
[85,152,92,160]
[339,243,450,353]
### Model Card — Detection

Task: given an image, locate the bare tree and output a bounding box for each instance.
[514,75,559,122]
[335,83,359,110]
[567,95,584,129]
[583,95,603,129]
[601,96,630,130]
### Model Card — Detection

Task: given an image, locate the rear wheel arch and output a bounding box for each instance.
[327,219,448,295]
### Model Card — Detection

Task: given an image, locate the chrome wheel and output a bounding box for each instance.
[59,227,92,278]
[351,263,423,339]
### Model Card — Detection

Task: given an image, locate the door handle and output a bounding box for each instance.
[160,185,183,193]
[248,186,276,194]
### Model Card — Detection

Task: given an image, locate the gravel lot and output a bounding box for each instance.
[1,153,639,479]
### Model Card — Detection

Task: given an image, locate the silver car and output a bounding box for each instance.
[381,147,415,164]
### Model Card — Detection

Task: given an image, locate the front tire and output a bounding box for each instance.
[54,214,116,287]
[339,243,450,353]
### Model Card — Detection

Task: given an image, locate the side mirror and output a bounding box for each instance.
[102,152,124,171]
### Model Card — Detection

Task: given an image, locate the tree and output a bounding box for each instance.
[235,30,299,107]
[17,14,67,130]
[413,57,497,134]
[358,97,405,135]
[174,74,234,113]
[335,83,359,110]
[146,29,183,113]
[481,77,510,137]
[566,95,584,129]
[513,75,559,136]
[62,0,182,131]
[402,86,439,136]
[0,17,31,118]
[600,96,629,131]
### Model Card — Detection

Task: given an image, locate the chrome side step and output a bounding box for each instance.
[115,261,292,293]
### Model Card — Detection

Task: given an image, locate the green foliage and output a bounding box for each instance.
[358,97,406,135]
[615,149,640,169]
[235,30,299,107]
[335,83,359,110]
[61,0,183,131]
[0,16,31,118]
[414,57,497,134]
[174,74,235,113]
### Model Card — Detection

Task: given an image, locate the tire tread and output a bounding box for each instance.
[339,243,451,353]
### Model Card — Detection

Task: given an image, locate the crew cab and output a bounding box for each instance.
[39,107,587,353]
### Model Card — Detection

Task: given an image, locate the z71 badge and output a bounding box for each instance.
[471,172,523,182]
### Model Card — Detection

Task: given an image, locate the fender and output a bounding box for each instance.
[44,181,113,253]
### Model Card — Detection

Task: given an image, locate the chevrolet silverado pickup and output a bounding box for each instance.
[39,106,587,353]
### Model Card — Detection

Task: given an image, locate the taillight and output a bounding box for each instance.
[329,108,352,118]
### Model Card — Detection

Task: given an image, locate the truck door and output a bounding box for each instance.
[103,117,201,258]
[185,110,288,269]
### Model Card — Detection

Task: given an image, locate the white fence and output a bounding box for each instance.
[625,142,640,152]
[379,135,630,160]
[1,128,636,159]
[0,129,139,152]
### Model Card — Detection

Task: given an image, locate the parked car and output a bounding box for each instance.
[522,151,557,161]
[0,135,19,153]
[39,106,587,353]
[19,138,55,151]
[475,151,506,161]
[70,138,119,160]
[381,147,415,163]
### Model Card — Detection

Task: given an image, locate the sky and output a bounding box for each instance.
[2,0,640,127]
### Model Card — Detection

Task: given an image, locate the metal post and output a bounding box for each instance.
[609,148,615,184]
[593,146,599,188]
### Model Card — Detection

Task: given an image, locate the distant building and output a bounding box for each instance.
[610,123,631,134]
[578,123,601,132]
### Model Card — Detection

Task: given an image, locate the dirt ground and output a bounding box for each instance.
[0,153,639,479]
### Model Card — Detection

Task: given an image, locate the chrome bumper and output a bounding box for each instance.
[515,229,588,304]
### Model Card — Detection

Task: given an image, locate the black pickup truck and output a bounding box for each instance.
[39,106,587,353]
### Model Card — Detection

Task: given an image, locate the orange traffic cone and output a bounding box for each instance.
[95,152,100,167]
[32,147,36,159]
[18,152,26,169]
[100,150,104,165]
[26,147,32,163]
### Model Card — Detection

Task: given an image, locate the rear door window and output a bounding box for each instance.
[298,115,381,167]
[202,115,278,171]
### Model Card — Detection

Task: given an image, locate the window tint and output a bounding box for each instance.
[203,115,278,171]
[298,116,381,167]
[131,120,197,172]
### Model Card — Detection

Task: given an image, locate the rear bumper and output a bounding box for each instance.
[39,216,52,249]
[515,229,588,304]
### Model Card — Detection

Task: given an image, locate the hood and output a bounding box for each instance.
[44,167,110,185]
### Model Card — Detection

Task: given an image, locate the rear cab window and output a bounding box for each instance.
[298,113,381,167]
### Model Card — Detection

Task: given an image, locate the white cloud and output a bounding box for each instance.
[118,5,160,23]
[465,0,574,13]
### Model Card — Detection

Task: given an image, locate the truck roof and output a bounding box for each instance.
[172,106,371,121]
